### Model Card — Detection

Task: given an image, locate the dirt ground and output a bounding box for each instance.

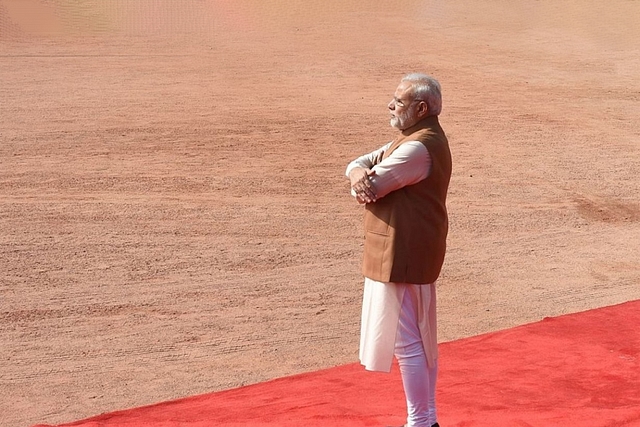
[1,1,639,426]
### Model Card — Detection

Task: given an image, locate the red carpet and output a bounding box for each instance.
[34,300,640,427]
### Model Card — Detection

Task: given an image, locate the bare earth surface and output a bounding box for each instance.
[1,1,639,426]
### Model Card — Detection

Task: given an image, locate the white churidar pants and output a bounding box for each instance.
[359,278,438,427]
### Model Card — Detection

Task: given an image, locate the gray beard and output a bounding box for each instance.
[390,110,414,130]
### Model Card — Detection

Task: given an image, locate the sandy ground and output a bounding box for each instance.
[1,1,639,426]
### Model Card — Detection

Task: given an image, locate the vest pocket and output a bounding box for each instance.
[364,205,392,235]
[362,229,393,282]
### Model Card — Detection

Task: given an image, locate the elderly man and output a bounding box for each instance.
[346,73,451,427]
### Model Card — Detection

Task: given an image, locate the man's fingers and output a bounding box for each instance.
[351,170,377,203]
[354,185,376,203]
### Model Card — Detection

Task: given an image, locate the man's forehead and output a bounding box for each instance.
[394,81,414,99]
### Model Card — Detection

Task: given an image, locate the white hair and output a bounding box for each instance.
[401,73,442,116]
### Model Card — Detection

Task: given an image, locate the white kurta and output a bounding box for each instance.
[347,140,437,373]
[359,278,438,372]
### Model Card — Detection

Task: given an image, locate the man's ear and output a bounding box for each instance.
[418,101,429,118]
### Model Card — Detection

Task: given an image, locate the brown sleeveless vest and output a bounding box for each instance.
[362,115,452,284]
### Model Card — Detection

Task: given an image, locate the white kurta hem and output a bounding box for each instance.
[359,278,438,372]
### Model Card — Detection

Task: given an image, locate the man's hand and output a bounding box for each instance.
[349,167,377,204]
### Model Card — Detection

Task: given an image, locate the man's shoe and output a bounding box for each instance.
[386,424,439,427]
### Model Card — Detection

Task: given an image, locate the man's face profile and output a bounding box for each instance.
[388,81,425,131]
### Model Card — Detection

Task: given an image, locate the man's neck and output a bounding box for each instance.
[400,115,438,136]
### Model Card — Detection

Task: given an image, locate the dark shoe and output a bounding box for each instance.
[385,424,439,427]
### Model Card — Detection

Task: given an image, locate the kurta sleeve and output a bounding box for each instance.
[368,141,432,199]
[345,142,392,177]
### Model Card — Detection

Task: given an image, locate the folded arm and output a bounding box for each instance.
[346,141,432,203]
[346,143,390,203]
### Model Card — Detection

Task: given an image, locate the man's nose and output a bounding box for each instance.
[388,100,395,110]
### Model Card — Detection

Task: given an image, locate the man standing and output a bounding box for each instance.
[346,73,451,427]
